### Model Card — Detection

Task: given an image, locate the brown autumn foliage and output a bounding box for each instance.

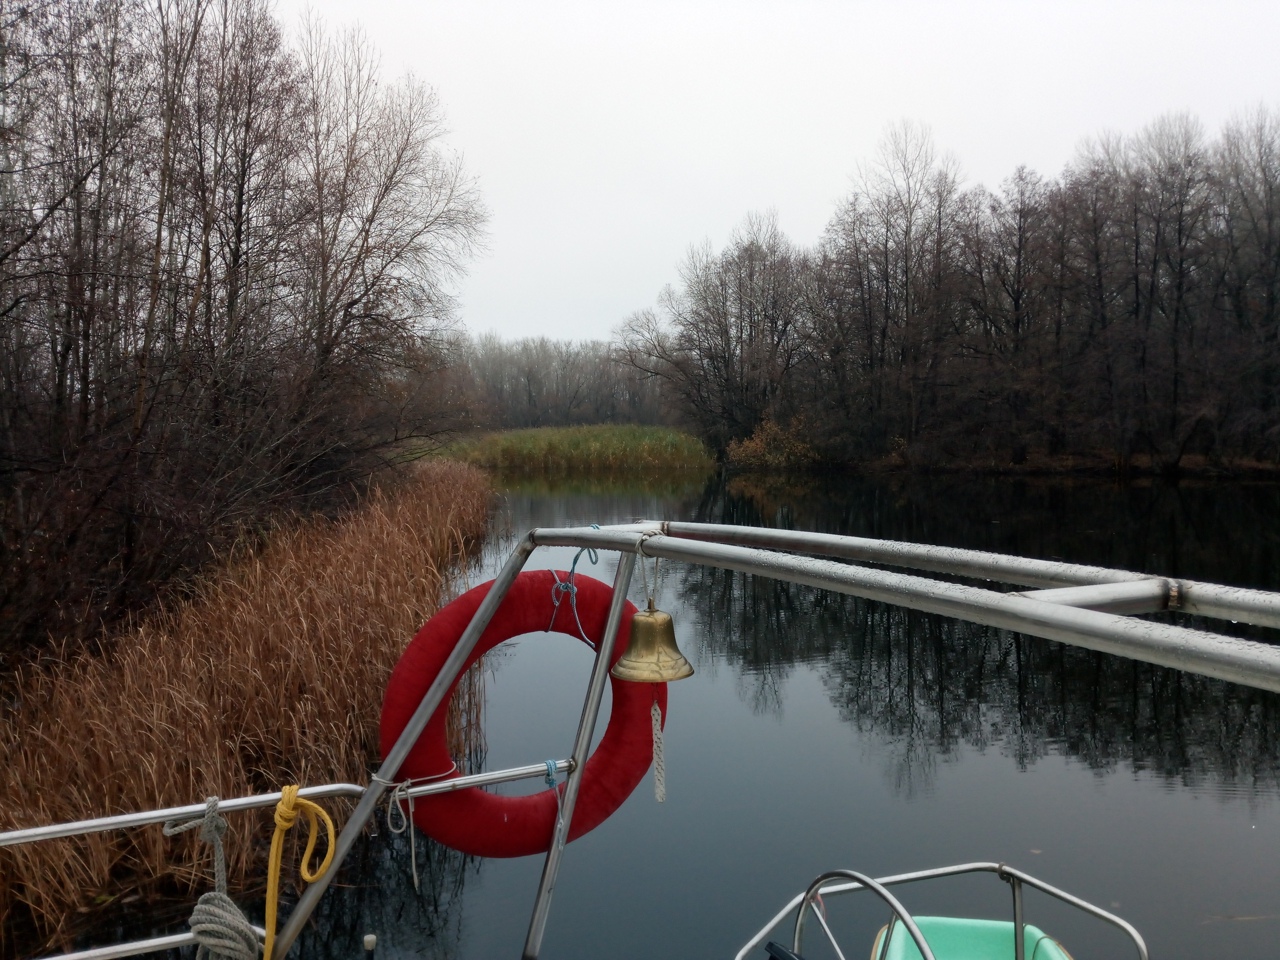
[725,420,818,470]
[0,460,491,953]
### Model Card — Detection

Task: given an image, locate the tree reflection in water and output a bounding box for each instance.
[291,810,479,959]
[679,473,1280,800]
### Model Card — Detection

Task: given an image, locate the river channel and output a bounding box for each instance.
[297,472,1280,960]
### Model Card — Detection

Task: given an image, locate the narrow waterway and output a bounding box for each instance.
[301,473,1280,960]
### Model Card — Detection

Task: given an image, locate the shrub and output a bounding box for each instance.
[726,420,818,470]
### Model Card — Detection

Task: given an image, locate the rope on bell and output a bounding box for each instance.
[635,530,662,605]
[650,700,666,802]
[636,530,669,803]
[162,797,259,960]
[637,527,675,803]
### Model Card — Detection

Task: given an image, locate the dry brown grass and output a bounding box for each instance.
[0,460,492,953]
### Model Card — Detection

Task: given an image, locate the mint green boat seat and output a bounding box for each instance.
[872,916,1073,960]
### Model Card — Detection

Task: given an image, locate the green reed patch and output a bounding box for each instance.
[445,425,714,478]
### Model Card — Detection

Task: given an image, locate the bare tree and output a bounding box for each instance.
[619,211,805,449]
[621,110,1280,472]
[462,333,664,428]
[0,0,485,656]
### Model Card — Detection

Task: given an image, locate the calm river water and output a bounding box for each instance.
[296,472,1280,960]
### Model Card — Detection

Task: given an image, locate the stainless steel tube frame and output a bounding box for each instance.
[1,762,573,850]
[661,522,1280,629]
[522,551,637,960]
[1008,873,1025,960]
[39,926,268,960]
[793,870,936,960]
[737,862,1147,960]
[271,535,536,958]
[665,521,1152,589]
[533,527,1280,694]
[996,863,1147,959]
[28,759,579,960]
[1015,579,1171,615]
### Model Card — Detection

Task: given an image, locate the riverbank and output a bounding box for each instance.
[719,417,1280,479]
[0,461,492,954]
[856,450,1280,480]
[442,425,714,479]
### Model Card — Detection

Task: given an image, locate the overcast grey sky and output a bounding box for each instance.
[274,0,1280,342]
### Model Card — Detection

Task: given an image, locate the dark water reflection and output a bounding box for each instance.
[286,472,1280,960]
[686,473,1280,791]
[708,472,1280,589]
[692,566,1280,793]
[297,829,475,960]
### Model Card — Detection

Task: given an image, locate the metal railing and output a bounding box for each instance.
[735,862,1149,960]
[0,761,574,851]
[533,523,1280,693]
[5,520,1274,959]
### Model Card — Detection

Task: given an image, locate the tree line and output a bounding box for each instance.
[0,0,482,654]
[620,113,1280,470]
[459,332,664,429]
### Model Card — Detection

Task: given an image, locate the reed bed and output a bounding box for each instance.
[0,460,492,952]
[446,424,714,478]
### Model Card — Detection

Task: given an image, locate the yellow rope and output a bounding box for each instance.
[263,785,336,960]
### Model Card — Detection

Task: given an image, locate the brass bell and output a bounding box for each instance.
[611,599,694,682]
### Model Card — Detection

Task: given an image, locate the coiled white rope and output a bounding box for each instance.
[162,797,258,960]
[187,894,260,960]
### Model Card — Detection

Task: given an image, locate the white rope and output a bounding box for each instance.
[639,530,668,804]
[162,797,258,960]
[384,779,419,891]
[651,700,666,803]
[372,765,457,892]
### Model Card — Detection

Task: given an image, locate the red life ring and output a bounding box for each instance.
[379,569,667,858]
